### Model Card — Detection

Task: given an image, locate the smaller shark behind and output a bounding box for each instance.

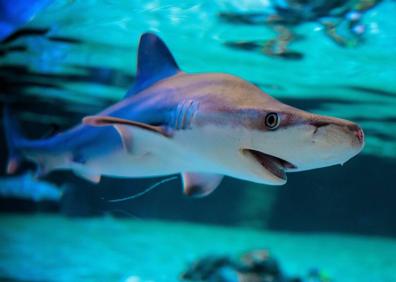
[3,32,365,197]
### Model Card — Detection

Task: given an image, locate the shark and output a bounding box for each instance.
[3,32,365,197]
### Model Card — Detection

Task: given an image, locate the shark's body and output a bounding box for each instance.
[4,33,364,197]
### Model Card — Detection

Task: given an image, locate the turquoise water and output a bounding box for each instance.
[1,214,396,282]
[1,1,396,282]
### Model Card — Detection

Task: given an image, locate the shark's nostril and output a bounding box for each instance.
[346,124,364,144]
[355,128,364,144]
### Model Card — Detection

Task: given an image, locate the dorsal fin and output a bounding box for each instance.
[125,32,181,98]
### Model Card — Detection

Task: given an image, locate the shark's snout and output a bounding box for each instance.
[349,124,365,145]
[311,119,365,149]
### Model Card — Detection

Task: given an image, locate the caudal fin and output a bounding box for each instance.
[3,106,24,174]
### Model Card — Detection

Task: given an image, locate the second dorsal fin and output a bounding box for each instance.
[125,32,181,98]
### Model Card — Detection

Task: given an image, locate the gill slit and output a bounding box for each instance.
[173,100,199,130]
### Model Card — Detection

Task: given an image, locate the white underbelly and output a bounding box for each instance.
[82,127,222,178]
[86,149,184,177]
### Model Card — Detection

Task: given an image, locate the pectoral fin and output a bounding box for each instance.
[182,172,223,198]
[83,116,172,137]
[83,116,172,154]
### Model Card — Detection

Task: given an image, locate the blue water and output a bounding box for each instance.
[1,214,396,282]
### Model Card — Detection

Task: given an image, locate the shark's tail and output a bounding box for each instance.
[3,106,26,174]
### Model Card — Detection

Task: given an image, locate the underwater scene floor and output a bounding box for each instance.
[0,214,395,282]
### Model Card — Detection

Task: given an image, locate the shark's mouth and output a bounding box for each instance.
[242,149,297,180]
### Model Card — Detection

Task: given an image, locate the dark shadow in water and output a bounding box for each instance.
[0,64,134,90]
[363,129,396,142]
[1,96,105,125]
[1,27,83,45]
[224,40,304,60]
[0,276,49,282]
[1,28,49,44]
[0,198,59,214]
[38,171,247,225]
[47,36,82,44]
[219,12,270,25]
[352,116,396,123]
[0,45,27,56]
[224,40,262,51]
[344,85,396,98]
[268,154,396,237]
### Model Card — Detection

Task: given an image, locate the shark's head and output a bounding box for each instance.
[188,73,364,186]
[240,96,365,185]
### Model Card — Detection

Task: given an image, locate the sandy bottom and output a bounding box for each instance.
[0,214,395,282]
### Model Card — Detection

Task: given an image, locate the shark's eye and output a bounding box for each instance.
[265,113,280,129]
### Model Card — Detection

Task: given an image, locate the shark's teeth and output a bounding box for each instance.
[242,149,296,181]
